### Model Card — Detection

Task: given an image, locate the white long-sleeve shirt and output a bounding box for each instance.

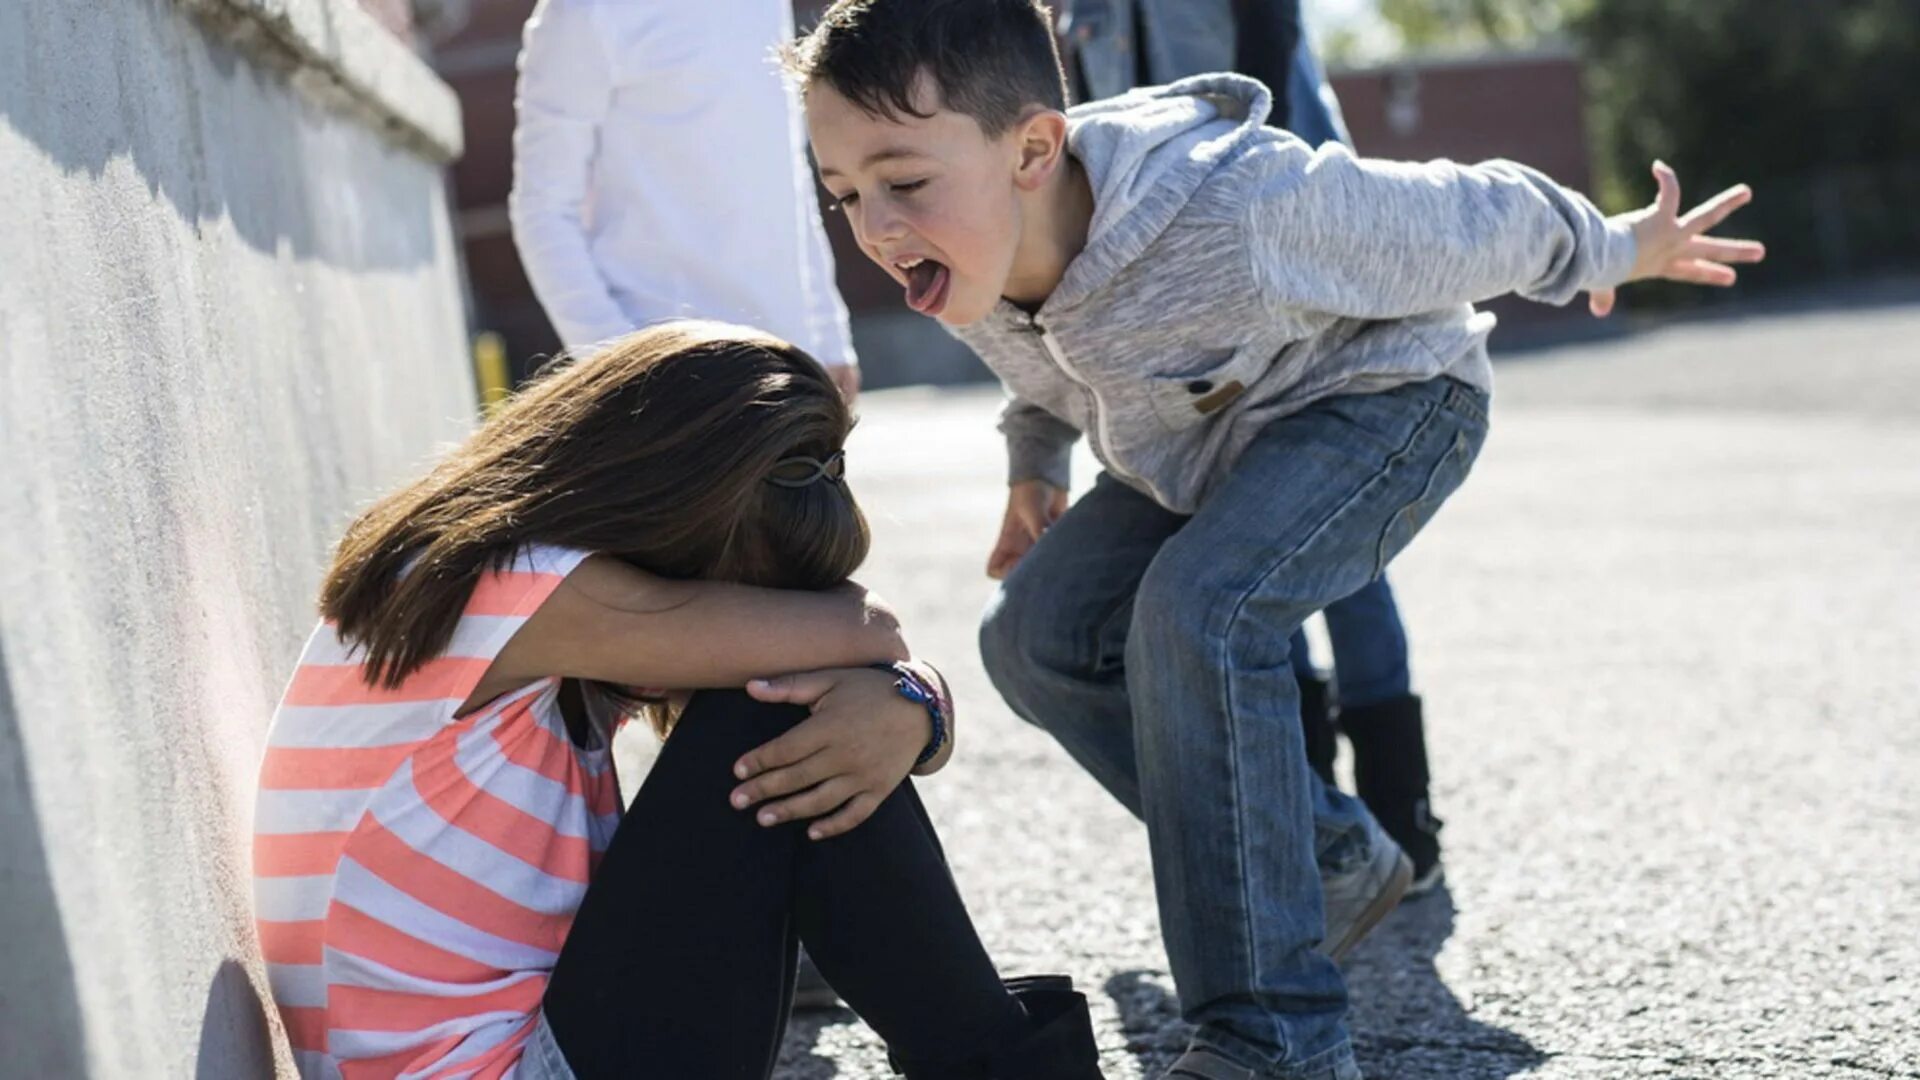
[509,0,857,366]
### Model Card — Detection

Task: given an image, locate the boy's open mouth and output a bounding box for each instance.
[897,257,951,317]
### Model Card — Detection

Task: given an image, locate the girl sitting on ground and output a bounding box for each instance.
[252,321,1104,1079]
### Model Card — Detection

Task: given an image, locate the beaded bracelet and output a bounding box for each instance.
[871,662,949,767]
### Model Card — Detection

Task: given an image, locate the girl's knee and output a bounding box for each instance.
[674,690,810,757]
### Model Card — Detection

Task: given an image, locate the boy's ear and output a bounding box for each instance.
[1011,110,1070,192]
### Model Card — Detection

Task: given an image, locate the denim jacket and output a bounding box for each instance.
[1060,0,1351,146]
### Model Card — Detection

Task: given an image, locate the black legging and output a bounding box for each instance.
[543,689,1030,1078]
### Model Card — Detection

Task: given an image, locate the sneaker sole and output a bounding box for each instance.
[1328,851,1413,961]
[1404,861,1445,899]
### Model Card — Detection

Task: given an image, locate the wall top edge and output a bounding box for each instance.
[176,0,465,162]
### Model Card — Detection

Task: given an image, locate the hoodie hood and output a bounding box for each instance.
[1048,73,1276,311]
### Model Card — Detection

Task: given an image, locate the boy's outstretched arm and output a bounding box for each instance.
[1239,142,1762,322]
[1587,161,1765,317]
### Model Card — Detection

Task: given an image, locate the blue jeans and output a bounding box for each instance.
[980,378,1487,1078]
[1288,577,1412,707]
[1287,30,1411,714]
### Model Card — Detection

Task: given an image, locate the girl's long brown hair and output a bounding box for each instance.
[320,320,870,689]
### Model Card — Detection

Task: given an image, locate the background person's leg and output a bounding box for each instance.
[1290,628,1338,785]
[1320,576,1411,708]
[1321,574,1445,891]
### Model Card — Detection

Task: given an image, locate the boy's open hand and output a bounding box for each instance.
[987,479,1068,580]
[1590,161,1767,318]
[729,667,929,840]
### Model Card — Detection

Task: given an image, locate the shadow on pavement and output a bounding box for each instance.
[1104,969,1188,1073]
[1104,887,1545,1079]
[1344,886,1546,1079]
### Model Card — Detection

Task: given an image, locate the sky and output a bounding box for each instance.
[1304,0,1400,62]
[1308,0,1382,26]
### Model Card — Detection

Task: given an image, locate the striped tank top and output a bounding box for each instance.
[254,545,620,1079]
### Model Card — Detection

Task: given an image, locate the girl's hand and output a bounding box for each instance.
[1590,161,1767,318]
[728,667,933,840]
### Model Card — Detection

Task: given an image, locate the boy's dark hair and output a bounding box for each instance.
[785,0,1069,136]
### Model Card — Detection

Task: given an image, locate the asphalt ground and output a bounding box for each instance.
[618,291,1920,1079]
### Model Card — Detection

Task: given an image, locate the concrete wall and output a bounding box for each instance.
[0,0,475,1074]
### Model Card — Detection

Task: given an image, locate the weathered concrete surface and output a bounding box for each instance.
[0,1,472,1074]
[639,295,1920,1078]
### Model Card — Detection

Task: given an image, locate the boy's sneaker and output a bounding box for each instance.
[1163,1044,1364,1080]
[1163,1046,1257,1079]
[1320,814,1413,961]
[1340,695,1444,898]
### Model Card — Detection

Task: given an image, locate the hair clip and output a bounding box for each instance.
[766,449,846,489]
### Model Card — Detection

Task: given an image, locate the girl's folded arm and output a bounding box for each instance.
[489,555,908,692]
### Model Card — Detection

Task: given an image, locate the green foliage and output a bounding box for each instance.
[1377,0,1583,50]
[1574,0,1920,283]
[1370,0,1920,284]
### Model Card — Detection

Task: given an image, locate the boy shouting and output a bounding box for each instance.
[787,2,1761,1076]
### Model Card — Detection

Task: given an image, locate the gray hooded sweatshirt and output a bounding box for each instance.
[948,73,1637,513]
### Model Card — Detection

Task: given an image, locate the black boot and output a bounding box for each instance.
[1341,694,1444,895]
[892,975,1105,1079]
[1297,674,1338,787]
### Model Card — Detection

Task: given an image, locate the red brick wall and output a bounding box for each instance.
[1331,54,1592,193]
